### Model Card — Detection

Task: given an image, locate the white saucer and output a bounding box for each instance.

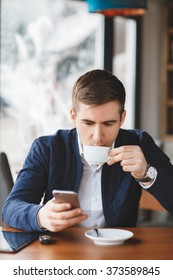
[85,228,133,246]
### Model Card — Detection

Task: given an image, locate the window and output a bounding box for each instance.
[113,16,137,129]
[0,0,102,176]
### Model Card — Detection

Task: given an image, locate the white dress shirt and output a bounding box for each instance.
[77,138,106,228]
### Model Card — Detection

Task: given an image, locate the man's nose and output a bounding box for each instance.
[92,126,103,145]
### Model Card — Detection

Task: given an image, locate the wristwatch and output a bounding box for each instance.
[135,165,156,183]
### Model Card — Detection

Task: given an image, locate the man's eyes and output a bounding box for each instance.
[104,122,116,126]
[82,122,116,126]
[83,121,94,125]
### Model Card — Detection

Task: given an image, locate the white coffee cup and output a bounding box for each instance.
[83,145,111,165]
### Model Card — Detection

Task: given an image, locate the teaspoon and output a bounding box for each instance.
[94,228,99,237]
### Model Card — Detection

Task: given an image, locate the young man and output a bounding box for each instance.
[2,69,173,232]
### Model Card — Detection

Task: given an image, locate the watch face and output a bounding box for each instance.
[147,166,155,180]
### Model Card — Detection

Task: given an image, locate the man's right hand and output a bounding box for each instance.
[37,198,88,232]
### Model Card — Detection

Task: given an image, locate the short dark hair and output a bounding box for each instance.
[72,69,126,115]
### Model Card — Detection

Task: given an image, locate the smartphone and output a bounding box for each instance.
[52,190,80,209]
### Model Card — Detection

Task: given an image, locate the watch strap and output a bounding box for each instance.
[134,164,154,183]
[135,176,153,183]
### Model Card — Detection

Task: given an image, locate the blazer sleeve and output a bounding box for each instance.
[2,138,49,232]
[139,131,173,215]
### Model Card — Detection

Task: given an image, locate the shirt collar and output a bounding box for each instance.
[78,135,84,157]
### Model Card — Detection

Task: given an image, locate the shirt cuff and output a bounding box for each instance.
[36,206,47,231]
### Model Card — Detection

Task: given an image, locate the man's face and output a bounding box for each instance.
[70,101,126,147]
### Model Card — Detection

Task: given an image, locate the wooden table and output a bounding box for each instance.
[0,227,173,260]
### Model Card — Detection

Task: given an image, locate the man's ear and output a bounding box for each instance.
[70,108,76,125]
[120,110,126,126]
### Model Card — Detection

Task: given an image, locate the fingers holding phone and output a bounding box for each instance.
[37,190,87,232]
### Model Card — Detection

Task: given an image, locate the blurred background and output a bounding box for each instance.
[0,0,173,226]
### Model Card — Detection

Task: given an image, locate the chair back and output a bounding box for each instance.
[137,189,173,227]
[139,189,165,211]
[0,152,14,224]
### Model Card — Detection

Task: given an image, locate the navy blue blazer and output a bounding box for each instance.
[2,128,173,231]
